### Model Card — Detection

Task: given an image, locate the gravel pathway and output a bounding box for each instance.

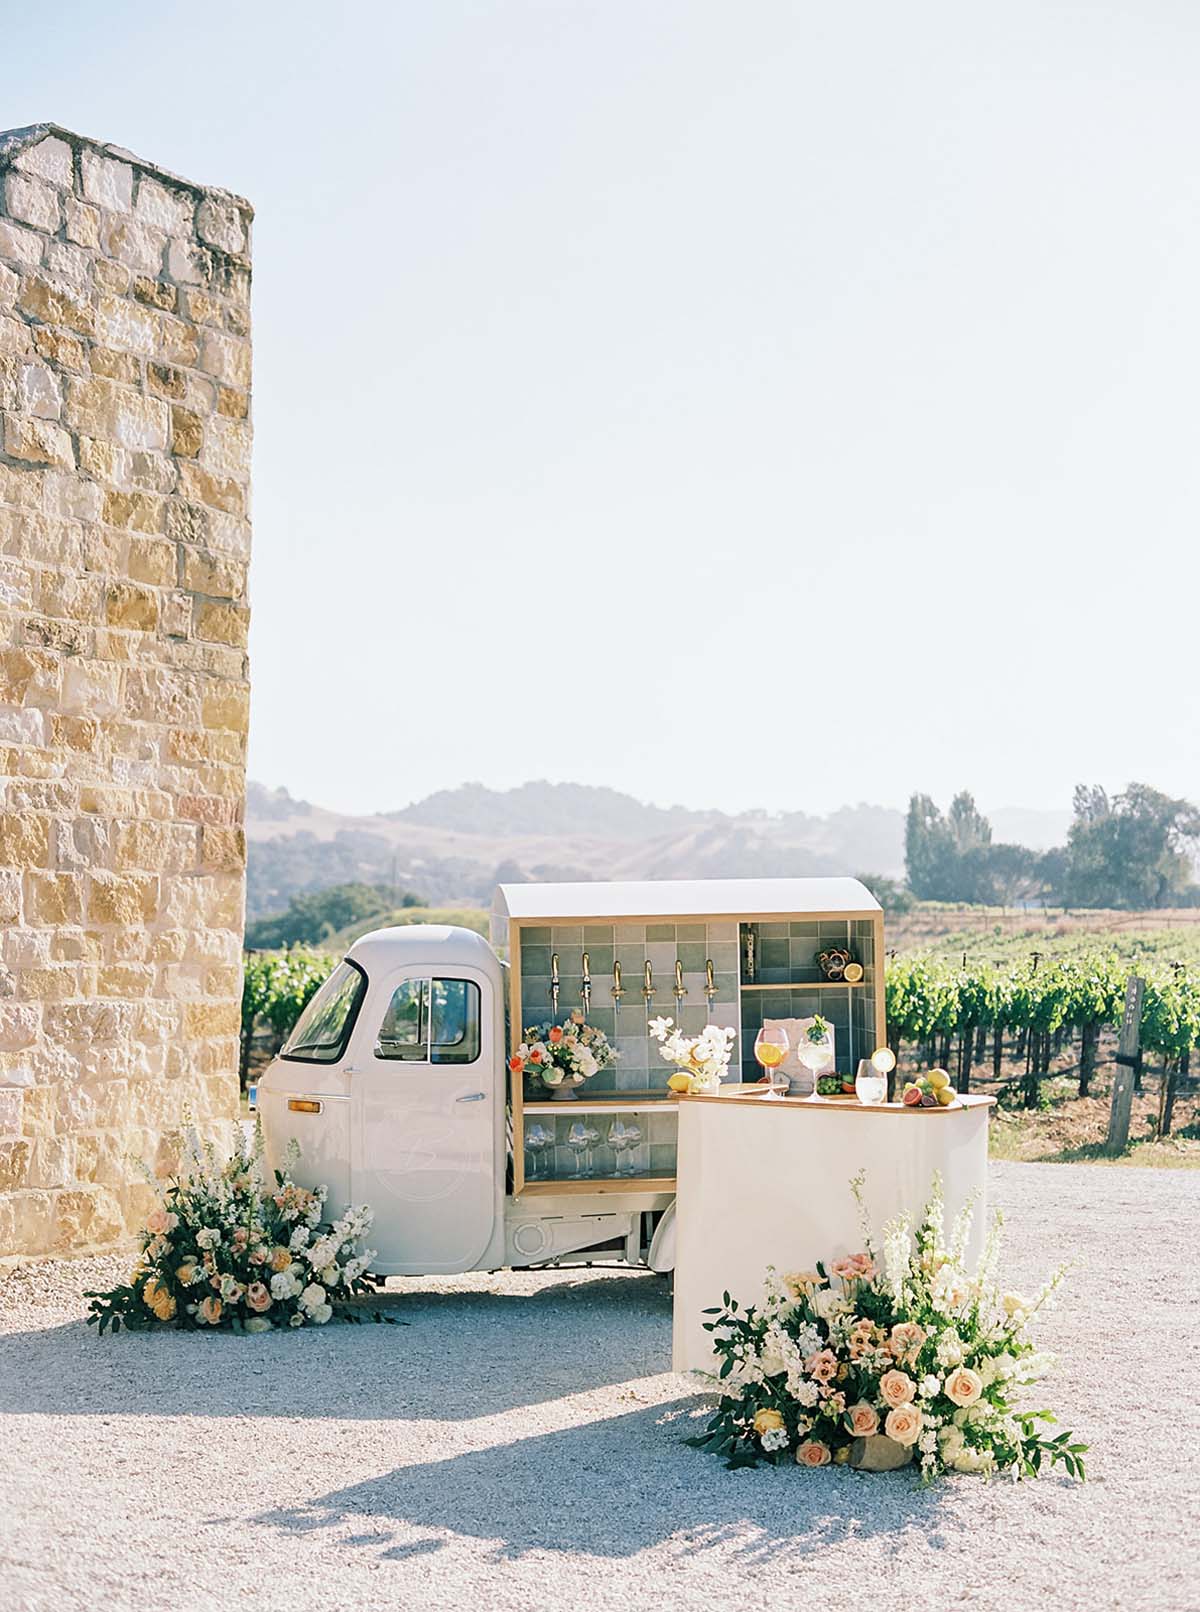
[1,1161,1196,1612]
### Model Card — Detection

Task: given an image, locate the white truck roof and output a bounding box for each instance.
[346,924,499,973]
[492,876,880,924]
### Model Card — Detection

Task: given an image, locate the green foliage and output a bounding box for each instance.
[246,882,421,950]
[1064,783,1200,909]
[240,947,337,1081]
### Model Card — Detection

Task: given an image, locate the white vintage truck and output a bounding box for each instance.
[257,877,887,1279]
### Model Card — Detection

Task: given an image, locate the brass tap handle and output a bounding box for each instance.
[705,958,716,997]
[642,960,654,1001]
[581,951,590,984]
[674,959,686,1000]
[611,960,624,1000]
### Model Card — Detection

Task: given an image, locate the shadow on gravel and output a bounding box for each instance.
[254,1398,951,1563]
[0,1272,672,1422]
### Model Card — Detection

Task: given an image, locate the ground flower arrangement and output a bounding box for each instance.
[688,1174,1087,1482]
[85,1130,379,1334]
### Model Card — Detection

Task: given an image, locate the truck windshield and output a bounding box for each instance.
[281,960,365,1064]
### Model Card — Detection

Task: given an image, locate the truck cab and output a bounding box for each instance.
[257,924,673,1276]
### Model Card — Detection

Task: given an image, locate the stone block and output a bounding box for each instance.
[18,275,95,336]
[200,415,251,478]
[97,963,155,998]
[95,294,159,356]
[87,871,159,925]
[105,581,158,631]
[3,413,73,468]
[81,151,133,212]
[156,313,200,367]
[101,214,167,276]
[0,706,46,746]
[93,258,130,295]
[135,177,194,235]
[0,219,44,267]
[25,1135,74,1190]
[171,405,204,458]
[89,346,142,385]
[52,1185,126,1251]
[0,260,17,310]
[132,274,177,312]
[183,999,240,1038]
[200,681,249,732]
[0,811,50,868]
[199,825,245,873]
[177,461,244,515]
[194,600,249,648]
[147,362,185,399]
[64,376,168,450]
[64,196,101,249]
[43,241,92,286]
[48,713,99,752]
[127,537,175,586]
[31,324,86,371]
[0,1005,39,1052]
[196,198,247,254]
[0,1138,32,1192]
[181,549,245,599]
[24,871,83,924]
[199,329,251,388]
[103,489,162,533]
[13,134,74,187]
[61,659,123,718]
[0,870,20,925]
[4,172,61,234]
[165,237,203,285]
[19,362,61,418]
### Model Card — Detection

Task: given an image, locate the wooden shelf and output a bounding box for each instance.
[522,1092,679,1116]
[518,1176,677,1197]
[740,980,865,991]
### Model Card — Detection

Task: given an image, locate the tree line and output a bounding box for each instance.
[905,783,1200,909]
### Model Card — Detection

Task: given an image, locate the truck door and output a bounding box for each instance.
[349,966,496,1274]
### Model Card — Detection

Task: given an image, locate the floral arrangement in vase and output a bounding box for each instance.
[85,1128,377,1334]
[648,1017,737,1094]
[687,1173,1086,1483]
[510,1011,618,1100]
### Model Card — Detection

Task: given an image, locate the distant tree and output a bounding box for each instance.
[905,794,956,899]
[947,791,992,855]
[245,882,424,949]
[854,873,914,914]
[1063,783,1200,908]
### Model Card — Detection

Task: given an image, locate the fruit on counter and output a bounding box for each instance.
[928,1068,951,1091]
[667,1072,693,1093]
[902,1070,958,1109]
[902,1084,923,1106]
[816,1074,844,1097]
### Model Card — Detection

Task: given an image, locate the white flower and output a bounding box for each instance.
[195,1227,221,1250]
[310,1302,333,1325]
[270,1271,300,1301]
[574,1048,598,1080]
[761,1426,789,1453]
[319,1264,341,1286]
[920,1374,941,1398]
[289,1312,305,1328]
[300,1282,326,1314]
[936,1330,964,1368]
[788,1375,820,1407]
[919,1430,938,1455]
[245,1316,272,1334]
[647,1017,674,1040]
[811,1287,845,1322]
[289,1226,310,1250]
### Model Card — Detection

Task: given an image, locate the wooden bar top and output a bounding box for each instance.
[678,1084,995,1115]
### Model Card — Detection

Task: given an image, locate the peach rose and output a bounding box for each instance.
[753,1407,785,1436]
[245,1282,272,1314]
[879,1369,916,1408]
[145,1208,176,1236]
[832,1252,876,1281]
[806,1349,838,1384]
[197,1296,223,1326]
[796,1440,832,1467]
[784,1270,822,1293]
[249,1247,268,1266]
[846,1401,879,1438]
[884,1404,922,1446]
[175,1263,198,1287]
[944,1366,984,1407]
[270,1246,292,1273]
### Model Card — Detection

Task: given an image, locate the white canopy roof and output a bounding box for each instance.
[493,877,880,924]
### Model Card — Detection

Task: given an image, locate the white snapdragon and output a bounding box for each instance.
[289,1226,310,1250]
[788,1375,820,1408]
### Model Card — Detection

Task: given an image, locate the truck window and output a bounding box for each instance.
[375,978,481,1065]
[281,960,365,1064]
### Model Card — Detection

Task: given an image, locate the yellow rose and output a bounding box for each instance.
[175,1263,197,1287]
[884,1403,922,1446]
[944,1367,984,1407]
[270,1246,293,1273]
[753,1407,785,1436]
[879,1369,916,1408]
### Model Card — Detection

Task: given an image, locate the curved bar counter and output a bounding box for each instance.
[672,1088,994,1373]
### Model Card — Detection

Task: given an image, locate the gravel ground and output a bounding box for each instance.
[1,1160,1196,1612]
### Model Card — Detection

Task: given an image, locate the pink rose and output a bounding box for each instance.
[944,1366,984,1407]
[846,1401,879,1437]
[245,1282,272,1314]
[884,1404,922,1446]
[145,1208,175,1236]
[879,1369,916,1408]
[796,1440,832,1467]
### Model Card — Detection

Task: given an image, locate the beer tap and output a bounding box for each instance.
[580,951,591,1019]
[642,960,654,1015]
[704,958,717,1021]
[550,952,560,1017]
[611,960,625,1023]
[673,959,687,1012]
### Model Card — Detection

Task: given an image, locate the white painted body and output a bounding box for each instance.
[671,1090,991,1372]
[257,925,672,1276]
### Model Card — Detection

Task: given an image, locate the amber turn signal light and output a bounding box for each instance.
[287,1098,322,1114]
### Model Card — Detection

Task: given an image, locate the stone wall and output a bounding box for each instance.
[0,125,252,1257]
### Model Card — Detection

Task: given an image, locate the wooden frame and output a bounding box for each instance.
[504,896,889,1200]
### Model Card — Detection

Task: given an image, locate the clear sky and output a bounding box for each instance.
[8,2,1200,818]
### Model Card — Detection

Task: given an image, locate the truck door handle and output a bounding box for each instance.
[457,1091,487,1103]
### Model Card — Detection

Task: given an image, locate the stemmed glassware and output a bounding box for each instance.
[754,1025,790,1096]
[622,1119,642,1175]
[608,1117,643,1177]
[566,1121,597,1179]
[525,1122,553,1180]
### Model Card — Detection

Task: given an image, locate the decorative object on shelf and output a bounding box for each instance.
[744,928,757,983]
[903,1067,957,1108]
[704,959,717,1020]
[753,1024,790,1096]
[648,1016,736,1095]
[854,1055,888,1106]
[510,1014,619,1100]
[686,1172,1087,1482]
[580,951,591,1019]
[84,1129,378,1335]
[550,952,561,1015]
[843,961,864,984]
[816,946,857,981]
[525,1121,554,1180]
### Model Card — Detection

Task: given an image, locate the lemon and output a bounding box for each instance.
[928,1068,951,1090]
[667,1072,693,1093]
[936,1085,955,1106]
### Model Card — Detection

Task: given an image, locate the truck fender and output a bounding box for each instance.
[647,1199,676,1273]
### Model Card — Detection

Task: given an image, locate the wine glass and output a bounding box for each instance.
[622,1120,642,1175]
[608,1118,631,1177]
[854,1059,886,1106]
[566,1121,591,1179]
[525,1122,553,1180]
[582,1123,600,1178]
[754,1026,790,1096]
